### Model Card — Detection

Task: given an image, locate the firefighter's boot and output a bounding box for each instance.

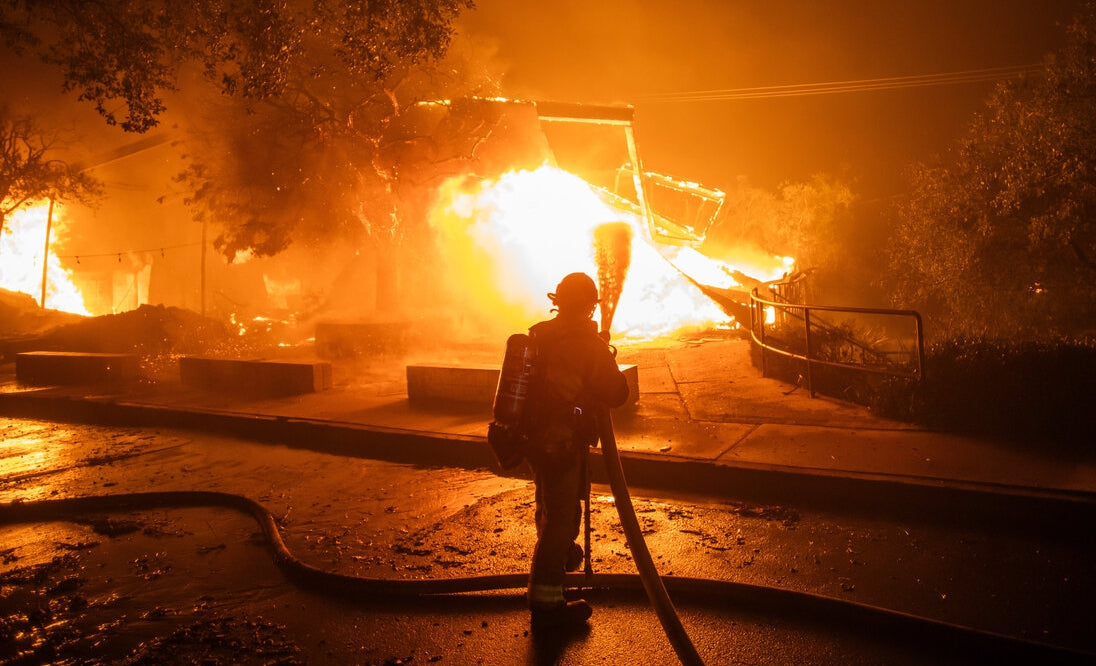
[530,599,593,630]
[529,584,592,629]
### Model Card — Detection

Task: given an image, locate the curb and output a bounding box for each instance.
[2,390,1094,532]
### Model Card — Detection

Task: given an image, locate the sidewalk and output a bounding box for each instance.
[2,337,1094,516]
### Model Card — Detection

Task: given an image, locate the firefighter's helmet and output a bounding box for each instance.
[548,272,599,310]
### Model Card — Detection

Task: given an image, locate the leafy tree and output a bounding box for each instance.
[887,2,1096,339]
[176,31,496,262]
[1,0,480,263]
[1,0,471,133]
[0,107,100,240]
[772,175,857,272]
[703,173,856,292]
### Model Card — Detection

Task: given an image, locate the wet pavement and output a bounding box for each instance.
[2,336,1096,662]
[2,418,1094,664]
[2,336,1093,509]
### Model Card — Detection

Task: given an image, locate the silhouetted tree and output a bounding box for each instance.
[1,0,481,262]
[175,37,496,262]
[888,2,1096,339]
[1,0,472,133]
[0,107,100,240]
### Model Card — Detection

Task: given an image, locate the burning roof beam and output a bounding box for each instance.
[532,101,635,126]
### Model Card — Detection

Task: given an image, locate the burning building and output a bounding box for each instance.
[364,97,793,346]
[1,96,793,355]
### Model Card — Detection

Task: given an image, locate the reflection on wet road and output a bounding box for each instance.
[2,417,1094,664]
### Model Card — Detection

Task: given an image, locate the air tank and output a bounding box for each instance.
[493,333,536,425]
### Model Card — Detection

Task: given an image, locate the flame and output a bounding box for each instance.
[0,203,90,316]
[662,246,791,290]
[427,165,789,341]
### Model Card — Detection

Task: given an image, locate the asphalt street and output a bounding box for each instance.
[2,417,1093,664]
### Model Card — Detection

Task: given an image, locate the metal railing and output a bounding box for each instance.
[749,288,925,398]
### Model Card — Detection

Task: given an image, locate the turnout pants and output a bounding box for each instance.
[528,447,585,594]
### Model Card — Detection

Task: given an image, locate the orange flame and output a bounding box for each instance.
[0,203,90,315]
[427,165,790,341]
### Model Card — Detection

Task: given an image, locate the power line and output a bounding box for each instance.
[636,64,1042,103]
[57,241,205,263]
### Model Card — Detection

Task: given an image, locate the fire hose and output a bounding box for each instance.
[590,222,704,663]
[0,491,1091,663]
[595,408,704,666]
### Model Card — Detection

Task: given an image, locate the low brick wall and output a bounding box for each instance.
[179,357,332,396]
[15,351,138,386]
[406,364,501,405]
[406,363,639,406]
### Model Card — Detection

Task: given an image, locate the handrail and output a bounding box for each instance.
[749,288,925,398]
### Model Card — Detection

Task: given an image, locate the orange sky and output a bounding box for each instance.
[457,0,1083,197]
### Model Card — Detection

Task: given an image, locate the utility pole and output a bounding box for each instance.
[39,197,55,308]
[200,217,207,316]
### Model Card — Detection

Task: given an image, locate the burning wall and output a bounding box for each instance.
[0,204,90,316]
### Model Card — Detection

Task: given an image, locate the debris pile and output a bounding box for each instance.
[41,304,233,355]
[0,289,234,361]
[0,288,82,339]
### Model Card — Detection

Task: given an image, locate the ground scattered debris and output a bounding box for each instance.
[0,554,88,661]
[2,418,1093,660]
[124,616,305,665]
[80,515,144,537]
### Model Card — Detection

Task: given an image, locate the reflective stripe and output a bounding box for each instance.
[529,584,565,604]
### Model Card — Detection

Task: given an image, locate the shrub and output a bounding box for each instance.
[905,337,1096,446]
[754,330,1096,450]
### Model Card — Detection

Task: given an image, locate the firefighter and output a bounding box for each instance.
[525,272,630,629]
